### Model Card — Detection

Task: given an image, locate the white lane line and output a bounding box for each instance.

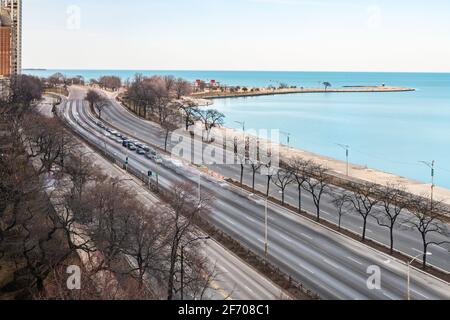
[322,211,332,216]
[383,292,397,300]
[347,256,364,266]
[431,244,449,252]
[412,248,423,254]
[411,289,430,300]
[300,265,315,274]
[323,258,342,270]
[244,285,254,294]
[301,233,313,240]
[279,234,293,243]
[222,217,236,226]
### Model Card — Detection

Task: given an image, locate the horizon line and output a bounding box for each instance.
[21,67,450,75]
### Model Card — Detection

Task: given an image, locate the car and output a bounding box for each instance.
[154,156,164,165]
[128,144,137,151]
[141,145,151,152]
[122,140,130,147]
[115,133,123,138]
[104,133,111,138]
[121,136,128,141]
[145,150,157,159]
[136,148,146,155]
[110,130,118,135]
[115,137,123,143]
[108,134,116,140]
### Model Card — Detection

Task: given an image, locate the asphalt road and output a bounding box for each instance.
[47,97,288,301]
[60,87,450,300]
[95,88,450,273]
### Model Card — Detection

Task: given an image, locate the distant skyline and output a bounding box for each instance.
[23,0,450,72]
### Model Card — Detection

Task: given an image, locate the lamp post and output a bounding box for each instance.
[407,252,432,300]
[181,236,211,300]
[337,144,350,176]
[419,160,435,209]
[281,131,291,149]
[198,172,202,203]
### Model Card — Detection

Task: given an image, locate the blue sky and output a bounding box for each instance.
[23,0,450,72]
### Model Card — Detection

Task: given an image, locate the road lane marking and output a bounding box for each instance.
[431,244,449,252]
[412,248,423,254]
[383,292,397,300]
[323,259,342,270]
[411,289,430,300]
[279,234,293,243]
[301,233,313,240]
[347,256,363,266]
[300,265,315,274]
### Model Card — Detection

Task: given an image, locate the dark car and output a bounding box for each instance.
[128,144,137,151]
[122,140,130,147]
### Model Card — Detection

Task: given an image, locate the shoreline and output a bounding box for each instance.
[112,86,450,209]
[192,86,416,99]
[218,124,450,210]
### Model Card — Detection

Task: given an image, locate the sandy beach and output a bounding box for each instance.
[217,124,450,211]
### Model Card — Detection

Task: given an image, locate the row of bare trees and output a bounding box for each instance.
[1,76,217,299]
[237,153,450,269]
[124,74,224,150]
[0,76,95,297]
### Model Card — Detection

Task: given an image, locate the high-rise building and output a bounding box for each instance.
[0,10,12,76]
[0,0,21,76]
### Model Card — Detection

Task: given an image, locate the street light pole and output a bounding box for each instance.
[337,144,350,176]
[419,160,435,209]
[198,172,201,203]
[180,236,211,300]
[280,131,291,149]
[407,252,432,300]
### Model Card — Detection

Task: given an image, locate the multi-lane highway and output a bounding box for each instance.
[59,87,450,300]
[43,96,288,301]
[95,87,450,273]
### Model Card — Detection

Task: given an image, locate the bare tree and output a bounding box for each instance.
[248,158,262,193]
[177,100,199,131]
[347,182,379,241]
[160,106,179,152]
[303,164,331,221]
[331,193,351,231]
[405,198,450,269]
[288,158,311,213]
[85,90,101,109]
[272,169,294,205]
[174,78,193,100]
[123,204,169,288]
[164,183,210,300]
[263,162,275,197]
[198,109,225,142]
[375,184,409,254]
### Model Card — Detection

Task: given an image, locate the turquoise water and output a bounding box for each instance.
[25,70,450,188]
